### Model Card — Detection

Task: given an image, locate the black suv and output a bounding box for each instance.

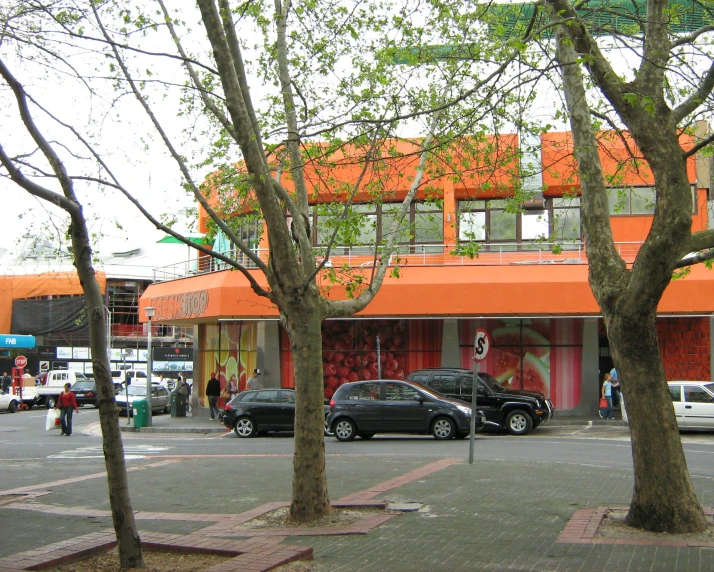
[406,368,554,435]
[327,379,485,441]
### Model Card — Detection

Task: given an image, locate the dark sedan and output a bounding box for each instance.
[222,389,332,438]
[327,379,485,441]
[70,381,100,408]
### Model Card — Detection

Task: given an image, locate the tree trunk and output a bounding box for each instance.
[69,220,145,567]
[607,311,707,533]
[283,291,331,522]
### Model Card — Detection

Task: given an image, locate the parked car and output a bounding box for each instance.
[222,389,332,438]
[115,383,170,416]
[327,379,485,441]
[0,389,20,413]
[70,381,101,408]
[406,368,554,435]
[667,381,714,430]
[36,370,88,408]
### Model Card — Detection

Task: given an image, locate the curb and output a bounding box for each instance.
[120,426,229,434]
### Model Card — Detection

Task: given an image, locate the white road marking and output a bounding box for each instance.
[48,444,170,460]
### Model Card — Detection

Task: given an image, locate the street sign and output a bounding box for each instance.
[1,335,36,349]
[15,355,28,368]
[474,329,490,361]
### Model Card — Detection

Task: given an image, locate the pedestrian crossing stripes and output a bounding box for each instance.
[48,444,170,460]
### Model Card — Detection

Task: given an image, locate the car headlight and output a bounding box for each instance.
[456,405,472,416]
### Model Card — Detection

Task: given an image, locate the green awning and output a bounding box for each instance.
[157,234,209,245]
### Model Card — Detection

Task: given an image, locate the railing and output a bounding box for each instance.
[152,241,645,283]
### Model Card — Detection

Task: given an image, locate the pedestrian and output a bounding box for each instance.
[226,374,239,400]
[206,372,221,420]
[55,382,79,436]
[611,375,621,409]
[1,372,10,394]
[600,373,614,420]
[246,369,262,390]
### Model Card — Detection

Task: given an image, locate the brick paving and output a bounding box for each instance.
[1,439,714,570]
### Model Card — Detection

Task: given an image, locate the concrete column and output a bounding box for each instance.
[441,319,460,367]
[566,318,599,416]
[191,324,202,418]
[258,321,282,388]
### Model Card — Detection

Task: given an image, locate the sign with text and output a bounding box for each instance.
[473,329,490,361]
[1,335,36,349]
[15,355,28,368]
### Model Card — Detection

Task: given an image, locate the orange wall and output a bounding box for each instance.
[658,317,710,381]
[0,272,107,333]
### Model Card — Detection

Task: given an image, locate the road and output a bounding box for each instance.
[2,406,714,480]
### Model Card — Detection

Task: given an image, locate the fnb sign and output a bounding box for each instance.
[1,335,36,349]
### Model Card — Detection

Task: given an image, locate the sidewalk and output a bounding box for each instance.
[0,441,711,571]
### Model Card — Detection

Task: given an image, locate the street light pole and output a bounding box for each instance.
[145,306,155,428]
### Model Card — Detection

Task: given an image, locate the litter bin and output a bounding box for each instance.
[133,399,148,428]
[170,392,186,418]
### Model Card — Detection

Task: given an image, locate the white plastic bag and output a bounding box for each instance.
[45,408,60,431]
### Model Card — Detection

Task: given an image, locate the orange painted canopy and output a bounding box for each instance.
[0,271,106,333]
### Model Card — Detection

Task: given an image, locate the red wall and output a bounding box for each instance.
[657,318,711,381]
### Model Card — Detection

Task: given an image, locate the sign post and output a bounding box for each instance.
[469,329,490,465]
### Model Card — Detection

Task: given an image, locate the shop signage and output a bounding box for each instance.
[1,335,36,349]
[150,290,209,320]
[154,347,193,361]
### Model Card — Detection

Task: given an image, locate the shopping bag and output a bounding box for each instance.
[599,398,607,409]
[46,408,61,431]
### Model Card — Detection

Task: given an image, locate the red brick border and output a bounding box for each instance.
[0,531,312,572]
[557,506,714,546]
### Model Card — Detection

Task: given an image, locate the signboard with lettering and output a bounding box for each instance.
[1,335,36,349]
[149,290,209,321]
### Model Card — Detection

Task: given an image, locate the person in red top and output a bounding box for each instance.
[55,382,79,436]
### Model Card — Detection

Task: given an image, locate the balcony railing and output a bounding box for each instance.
[152,241,645,283]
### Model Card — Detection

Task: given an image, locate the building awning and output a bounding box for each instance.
[157,234,210,245]
[139,264,714,323]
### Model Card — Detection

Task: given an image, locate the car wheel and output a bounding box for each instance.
[506,410,533,435]
[234,417,257,438]
[431,416,456,439]
[358,432,375,440]
[333,418,357,442]
[8,400,18,413]
[324,417,334,437]
[47,396,57,409]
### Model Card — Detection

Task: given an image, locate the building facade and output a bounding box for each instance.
[140,129,714,418]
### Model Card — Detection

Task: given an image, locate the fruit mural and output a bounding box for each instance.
[199,323,257,408]
[280,319,442,396]
[459,319,583,409]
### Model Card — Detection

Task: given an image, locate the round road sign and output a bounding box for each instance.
[15,355,28,368]
[473,330,490,361]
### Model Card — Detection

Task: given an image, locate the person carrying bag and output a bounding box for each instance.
[55,382,79,436]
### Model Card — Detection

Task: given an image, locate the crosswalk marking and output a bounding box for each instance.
[48,444,170,460]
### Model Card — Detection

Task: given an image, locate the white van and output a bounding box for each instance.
[36,370,88,408]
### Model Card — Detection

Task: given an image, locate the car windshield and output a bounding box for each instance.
[72,381,94,390]
[479,373,505,392]
[406,380,448,400]
[126,386,147,396]
[705,383,714,395]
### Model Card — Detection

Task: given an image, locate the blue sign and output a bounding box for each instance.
[1,335,36,349]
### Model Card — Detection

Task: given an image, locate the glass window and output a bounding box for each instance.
[280,391,296,404]
[458,211,486,241]
[254,390,279,403]
[409,374,430,383]
[349,382,381,400]
[413,203,444,244]
[72,381,94,390]
[522,211,549,240]
[384,382,420,401]
[630,188,656,214]
[380,204,411,245]
[607,187,656,215]
[429,376,456,394]
[489,200,517,241]
[669,386,681,402]
[237,391,256,402]
[684,386,713,403]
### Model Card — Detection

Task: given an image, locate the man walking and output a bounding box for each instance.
[1,372,11,394]
[246,369,262,390]
[206,372,221,420]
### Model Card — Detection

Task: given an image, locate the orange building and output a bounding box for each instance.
[140,129,714,417]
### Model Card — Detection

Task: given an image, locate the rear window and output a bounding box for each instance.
[348,383,381,400]
[253,390,279,403]
[408,374,430,383]
[429,376,456,394]
[669,386,682,402]
[72,381,94,390]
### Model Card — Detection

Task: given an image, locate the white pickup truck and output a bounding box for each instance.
[36,370,88,408]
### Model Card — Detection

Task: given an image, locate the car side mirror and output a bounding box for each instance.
[415,394,424,403]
